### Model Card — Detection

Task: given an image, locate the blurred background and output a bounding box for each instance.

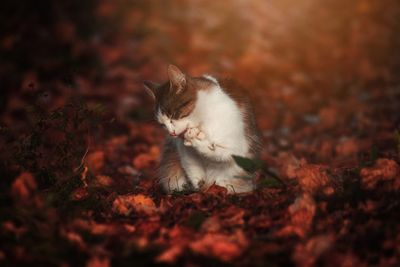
[1,0,400,163]
[2,0,400,162]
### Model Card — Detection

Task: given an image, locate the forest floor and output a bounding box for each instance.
[1,66,399,267]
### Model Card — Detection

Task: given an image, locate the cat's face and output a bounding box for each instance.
[155,109,192,137]
[143,65,215,137]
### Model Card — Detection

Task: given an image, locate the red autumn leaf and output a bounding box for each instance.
[86,256,110,267]
[219,206,246,227]
[132,153,155,170]
[94,175,113,187]
[71,187,89,201]
[276,193,316,238]
[295,164,330,194]
[292,234,335,267]
[112,194,157,215]
[335,138,359,157]
[156,244,185,264]
[86,151,105,172]
[201,216,222,233]
[360,158,400,190]
[132,145,160,170]
[204,184,228,195]
[276,152,302,179]
[189,230,248,262]
[11,172,37,202]
[61,230,87,251]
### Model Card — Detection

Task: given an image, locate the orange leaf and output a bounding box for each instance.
[295,164,329,194]
[360,158,400,190]
[112,194,157,215]
[189,230,248,262]
[11,172,37,202]
[86,151,105,172]
[86,256,110,267]
[133,153,154,170]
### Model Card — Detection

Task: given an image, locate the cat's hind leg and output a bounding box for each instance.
[176,141,209,190]
[158,138,189,193]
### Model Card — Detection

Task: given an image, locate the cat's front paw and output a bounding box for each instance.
[183,126,206,146]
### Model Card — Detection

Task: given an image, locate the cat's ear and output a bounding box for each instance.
[167,64,186,94]
[143,80,159,100]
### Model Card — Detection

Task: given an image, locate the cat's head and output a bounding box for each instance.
[143,65,216,137]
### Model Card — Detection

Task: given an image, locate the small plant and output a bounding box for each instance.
[2,97,106,208]
[232,155,286,188]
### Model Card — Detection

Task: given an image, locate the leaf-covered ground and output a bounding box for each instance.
[1,0,400,266]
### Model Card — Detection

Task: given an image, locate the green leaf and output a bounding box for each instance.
[259,176,282,188]
[232,155,263,173]
[233,155,287,188]
[234,175,253,180]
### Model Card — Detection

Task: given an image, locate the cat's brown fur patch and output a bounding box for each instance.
[158,137,187,191]
[155,77,215,119]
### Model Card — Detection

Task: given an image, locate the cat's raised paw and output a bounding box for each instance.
[197,131,205,140]
[185,127,197,139]
[183,139,193,146]
[184,126,205,143]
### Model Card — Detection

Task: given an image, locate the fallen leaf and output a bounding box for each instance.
[204,184,228,195]
[335,138,359,157]
[292,234,334,267]
[189,230,248,262]
[276,193,316,238]
[112,194,157,215]
[11,172,37,202]
[360,158,400,190]
[219,206,245,227]
[62,230,87,251]
[94,175,113,187]
[86,151,105,172]
[201,216,222,233]
[71,187,89,201]
[156,244,184,264]
[133,153,155,170]
[276,152,301,179]
[295,164,329,194]
[86,256,110,267]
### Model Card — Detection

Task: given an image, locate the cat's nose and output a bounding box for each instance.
[170,130,177,137]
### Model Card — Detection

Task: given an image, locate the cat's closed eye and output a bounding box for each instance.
[176,100,193,118]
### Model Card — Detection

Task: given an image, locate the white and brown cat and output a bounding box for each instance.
[144,65,261,193]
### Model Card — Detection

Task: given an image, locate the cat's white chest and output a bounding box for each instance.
[176,85,253,192]
[189,86,249,157]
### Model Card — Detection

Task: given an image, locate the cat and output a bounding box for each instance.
[143,65,262,193]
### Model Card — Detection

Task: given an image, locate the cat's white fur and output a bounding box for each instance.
[157,76,254,193]
[202,74,219,85]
